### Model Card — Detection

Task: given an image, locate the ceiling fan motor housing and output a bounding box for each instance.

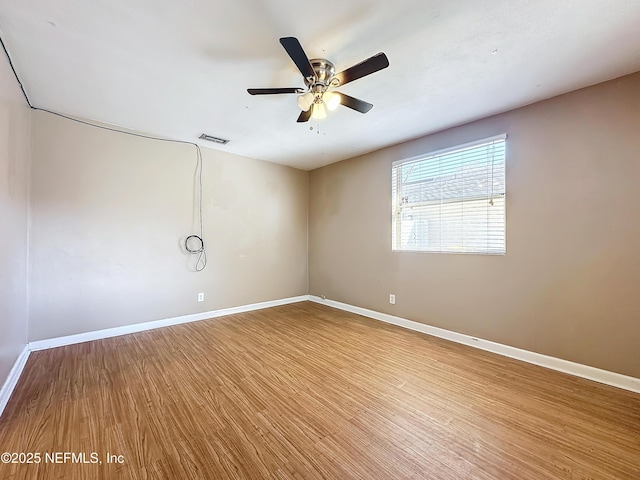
[306,59,336,89]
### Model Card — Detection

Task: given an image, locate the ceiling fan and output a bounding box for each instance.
[248,37,389,123]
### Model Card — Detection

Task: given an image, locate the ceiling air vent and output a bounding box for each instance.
[199,133,229,144]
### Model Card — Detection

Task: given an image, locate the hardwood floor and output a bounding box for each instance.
[1,301,639,479]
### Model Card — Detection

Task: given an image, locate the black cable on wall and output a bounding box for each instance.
[1,33,207,271]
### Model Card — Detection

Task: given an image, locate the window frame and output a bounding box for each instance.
[391,134,507,255]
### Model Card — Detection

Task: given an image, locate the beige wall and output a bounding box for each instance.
[0,54,30,385]
[6,57,640,383]
[309,71,640,378]
[29,112,308,341]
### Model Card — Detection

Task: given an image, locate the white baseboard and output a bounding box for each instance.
[0,345,30,417]
[29,295,309,351]
[10,293,640,419]
[1,295,308,418]
[308,296,640,394]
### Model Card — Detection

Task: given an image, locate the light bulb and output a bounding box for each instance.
[296,92,314,111]
[311,102,327,119]
[324,91,341,111]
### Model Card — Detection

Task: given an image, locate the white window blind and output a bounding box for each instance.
[392,134,506,254]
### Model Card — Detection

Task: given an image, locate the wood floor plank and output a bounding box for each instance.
[1,301,639,479]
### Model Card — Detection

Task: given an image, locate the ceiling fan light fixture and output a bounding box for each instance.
[311,102,327,120]
[323,91,341,111]
[296,91,314,111]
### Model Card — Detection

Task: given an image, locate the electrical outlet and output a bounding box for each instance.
[389,294,396,305]
[197,292,204,302]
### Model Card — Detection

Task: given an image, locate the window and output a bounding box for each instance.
[392,134,506,254]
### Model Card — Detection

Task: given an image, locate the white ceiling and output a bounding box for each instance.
[2,0,640,170]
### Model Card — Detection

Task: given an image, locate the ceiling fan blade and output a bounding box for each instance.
[297,109,312,123]
[338,93,373,113]
[333,52,389,86]
[279,37,315,80]
[247,88,302,95]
